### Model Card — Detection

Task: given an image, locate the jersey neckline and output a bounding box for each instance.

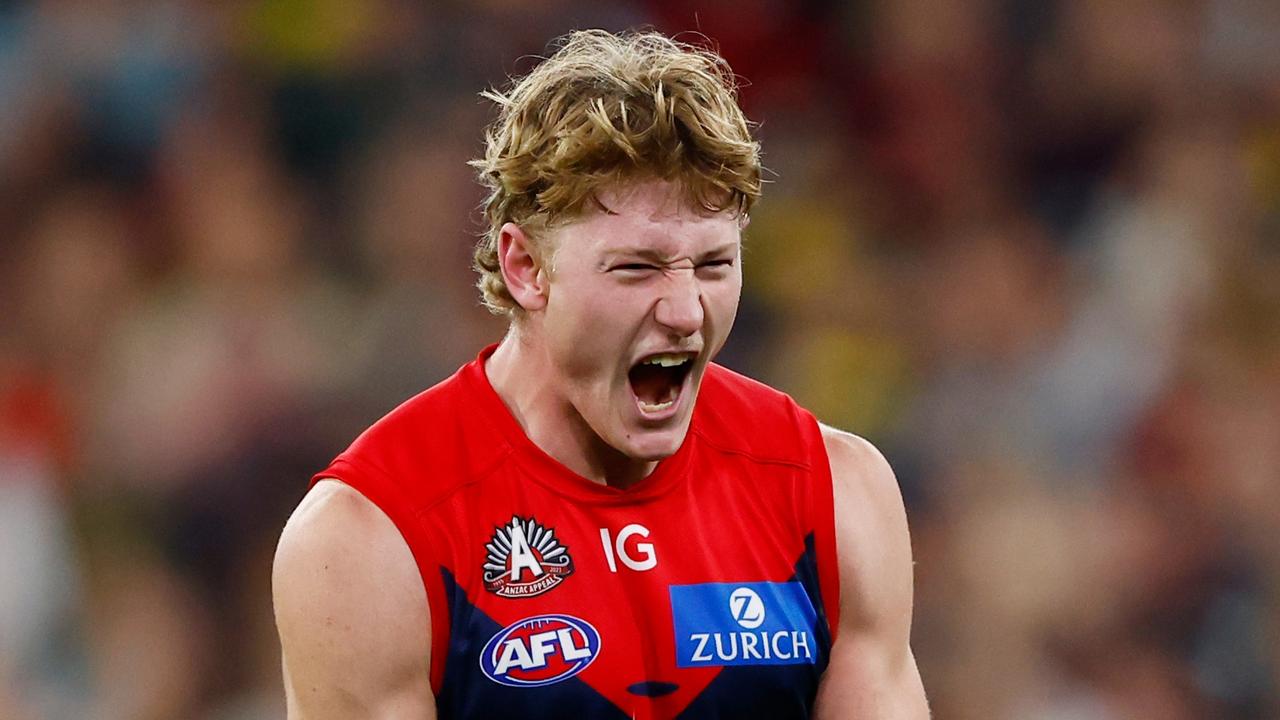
[462,343,696,504]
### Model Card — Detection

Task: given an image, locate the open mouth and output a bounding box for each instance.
[627,352,696,415]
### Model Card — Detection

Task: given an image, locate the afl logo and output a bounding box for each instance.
[480,614,601,687]
[483,515,574,598]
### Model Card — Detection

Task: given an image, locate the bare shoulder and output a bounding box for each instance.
[817,425,913,632]
[819,427,910,549]
[819,426,902,506]
[272,479,435,719]
[814,427,929,718]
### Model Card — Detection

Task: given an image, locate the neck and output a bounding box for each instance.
[485,330,657,488]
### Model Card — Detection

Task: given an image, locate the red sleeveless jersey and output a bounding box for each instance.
[314,345,841,719]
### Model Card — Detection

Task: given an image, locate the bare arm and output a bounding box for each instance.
[272,479,436,719]
[814,428,929,719]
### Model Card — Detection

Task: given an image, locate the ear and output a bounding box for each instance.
[497,222,550,312]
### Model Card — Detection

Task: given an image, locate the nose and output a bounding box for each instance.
[654,270,704,338]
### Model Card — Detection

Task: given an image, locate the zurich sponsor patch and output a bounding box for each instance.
[480,614,600,687]
[669,581,817,668]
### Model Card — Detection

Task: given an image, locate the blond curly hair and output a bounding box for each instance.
[470,29,763,316]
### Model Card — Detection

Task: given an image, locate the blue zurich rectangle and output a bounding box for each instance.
[669,581,818,668]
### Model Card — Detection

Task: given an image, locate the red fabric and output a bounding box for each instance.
[313,344,839,714]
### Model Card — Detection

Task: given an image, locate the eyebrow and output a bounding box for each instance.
[603,242,738,264]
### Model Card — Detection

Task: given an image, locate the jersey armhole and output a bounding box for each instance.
[311,458,451,695]
[799,414,842,645]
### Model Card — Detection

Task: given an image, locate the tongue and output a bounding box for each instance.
[629,363,677,405]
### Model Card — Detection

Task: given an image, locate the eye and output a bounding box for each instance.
[612,263,659,273]
[696,258,735,276]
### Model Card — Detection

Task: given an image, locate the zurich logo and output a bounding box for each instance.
[479,614,600,687]
[669,581,818,668]
[729,587,765,629]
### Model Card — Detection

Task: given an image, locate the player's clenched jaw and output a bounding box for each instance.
[501,180,742,477]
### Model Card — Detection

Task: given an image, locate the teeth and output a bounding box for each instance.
[638,399,676,412]
[643,353,691,367]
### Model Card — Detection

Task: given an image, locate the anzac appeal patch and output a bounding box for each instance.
[483,515,574,598]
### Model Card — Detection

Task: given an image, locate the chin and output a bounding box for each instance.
[615,419,692,461]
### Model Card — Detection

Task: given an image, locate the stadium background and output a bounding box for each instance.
[2,1,1278,717]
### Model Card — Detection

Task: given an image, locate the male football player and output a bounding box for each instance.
[274,29,929,719]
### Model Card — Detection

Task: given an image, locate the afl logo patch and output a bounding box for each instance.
[483,515,574,598]
[480,614,601,687]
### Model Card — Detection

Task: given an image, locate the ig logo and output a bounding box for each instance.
[599,524,657,572]
[729,587,765,629]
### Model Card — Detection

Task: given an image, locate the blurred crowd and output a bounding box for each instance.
[2,1,1278,718]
